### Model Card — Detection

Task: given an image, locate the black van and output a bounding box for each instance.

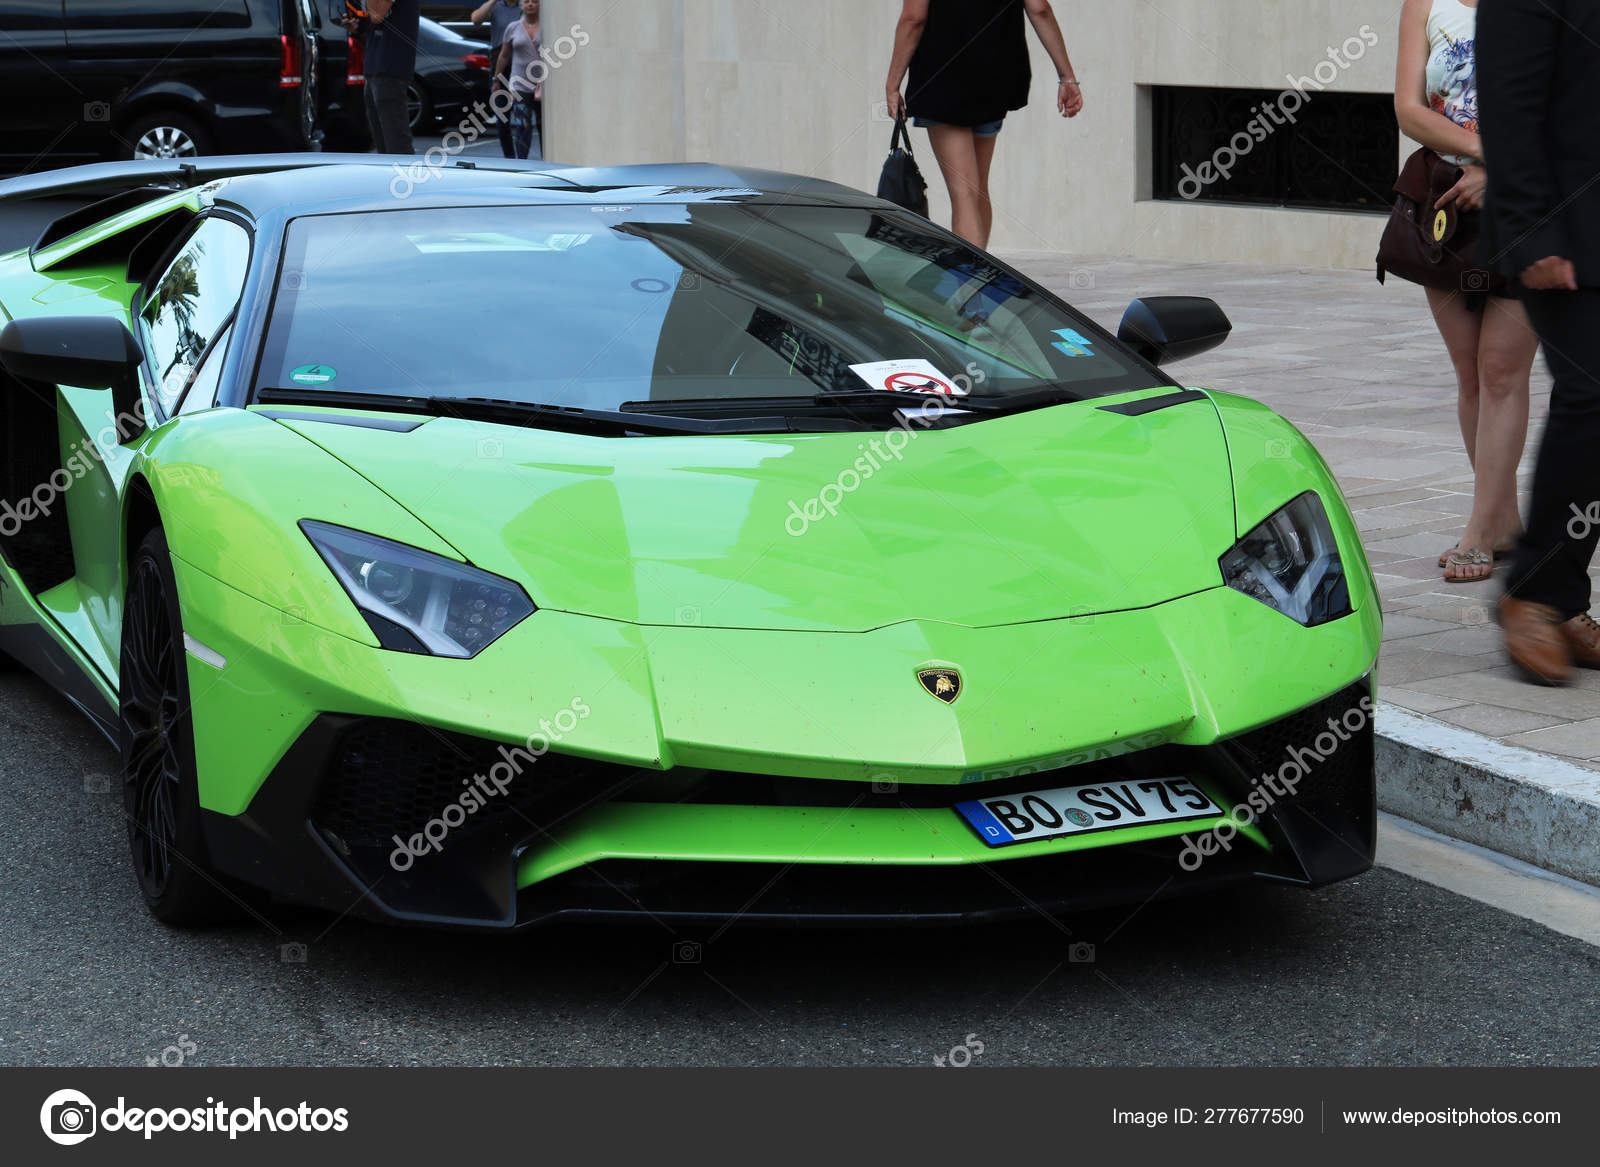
[0,0,369,171]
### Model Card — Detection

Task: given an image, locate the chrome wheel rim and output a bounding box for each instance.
[133,125,197,160]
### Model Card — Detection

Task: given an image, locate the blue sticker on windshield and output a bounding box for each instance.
[1051,329,1095,357]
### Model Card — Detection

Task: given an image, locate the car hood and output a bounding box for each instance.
[273,392,1236,633]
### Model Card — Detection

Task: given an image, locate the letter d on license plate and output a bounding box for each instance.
[955,777,1221,847]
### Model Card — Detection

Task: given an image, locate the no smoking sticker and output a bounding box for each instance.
[848,358,967,396]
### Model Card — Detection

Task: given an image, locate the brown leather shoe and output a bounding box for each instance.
[1561,612,1600,669]
[1498,594,1573,686]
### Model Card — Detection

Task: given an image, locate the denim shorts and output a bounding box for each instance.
[912,115,1005,138]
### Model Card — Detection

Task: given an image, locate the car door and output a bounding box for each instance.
[56,215,253,669]
[0,1,87,170]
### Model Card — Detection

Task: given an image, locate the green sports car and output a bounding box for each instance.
[0,155,1380,929]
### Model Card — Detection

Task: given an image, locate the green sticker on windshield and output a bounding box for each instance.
[289,363,337,385]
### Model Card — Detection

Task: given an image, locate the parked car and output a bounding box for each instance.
[409,16,494,132]
[0,0,367,171]
[0,154,1380,930]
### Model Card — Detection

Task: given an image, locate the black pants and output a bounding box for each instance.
[1508,289,1600,615]
[364,73,413,155]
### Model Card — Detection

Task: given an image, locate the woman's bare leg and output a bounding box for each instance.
[1427,286,1484,467]
[927,124,984,244]
[1468,297,1537,551]
[973,131,998,249]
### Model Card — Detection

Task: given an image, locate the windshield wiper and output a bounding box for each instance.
[621,385,1093,419]
[255,388,835,436]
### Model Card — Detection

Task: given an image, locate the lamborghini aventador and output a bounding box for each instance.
[0,154,1381,929]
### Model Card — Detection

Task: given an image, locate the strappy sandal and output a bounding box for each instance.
[1437,543,1514,568]
[1443,547,1493,582]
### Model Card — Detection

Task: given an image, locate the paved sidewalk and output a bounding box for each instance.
[1004,250,1600,770]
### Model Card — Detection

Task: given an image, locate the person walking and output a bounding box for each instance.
[883,0,1082,248]
[1394,0,1538,583]
[1479,0,1600,683]
[472,0,521,158]
[497,0,543,160]
[345,0,421,155]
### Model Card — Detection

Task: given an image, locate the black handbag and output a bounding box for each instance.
[876,112,929,217]
[1376,146,1506,295]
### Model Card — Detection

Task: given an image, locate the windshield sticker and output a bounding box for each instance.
[289,364,338,386]
[848,359,968,396]
[1051,328,1096,357]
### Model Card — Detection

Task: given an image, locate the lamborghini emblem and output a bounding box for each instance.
[917,667,962,704]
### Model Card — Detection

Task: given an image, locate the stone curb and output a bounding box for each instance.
[1376,702,1600,887]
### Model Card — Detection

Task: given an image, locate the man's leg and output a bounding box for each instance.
[369,74,414,155]
[1506,289,1600,613]
[364,80,385,152]
[1501,289,1600,684]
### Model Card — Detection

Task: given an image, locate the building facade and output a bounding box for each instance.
[544,0,1412,269]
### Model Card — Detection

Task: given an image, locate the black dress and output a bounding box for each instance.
[905,0,1031,127]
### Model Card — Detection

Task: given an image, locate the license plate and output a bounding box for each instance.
[955,777,1221,848]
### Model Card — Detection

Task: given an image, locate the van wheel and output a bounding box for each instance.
[123,111,210,161]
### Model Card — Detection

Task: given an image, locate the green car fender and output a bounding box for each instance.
[1206,388,1382,625]
[130,408,465,649]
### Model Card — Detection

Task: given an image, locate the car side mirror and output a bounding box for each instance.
[0,316,146,440]
[1116,296,1232,366]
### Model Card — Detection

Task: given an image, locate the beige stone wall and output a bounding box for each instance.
[545,0,1410,269]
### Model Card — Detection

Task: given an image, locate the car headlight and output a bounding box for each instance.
[301,521,535,658]
[1219,491,1351,626]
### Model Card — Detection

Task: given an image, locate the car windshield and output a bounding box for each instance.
[255,202,1162,411]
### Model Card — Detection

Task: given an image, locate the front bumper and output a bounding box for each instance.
[199,678,1376,929]
[175,553,1380,930]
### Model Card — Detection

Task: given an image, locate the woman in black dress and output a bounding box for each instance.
[885,0,1083,247]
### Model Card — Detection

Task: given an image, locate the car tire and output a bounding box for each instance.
[407,81,433,131]
[120,528,243,925]
[121,110,211,161]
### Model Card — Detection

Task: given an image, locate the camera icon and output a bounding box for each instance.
[1067,269,1097,291]
[83,773,113,795]
[280,942,308,964]
[1463,605,1490,626]
[672,940,702,964]
[675,605,701,625]
[676,271,702,292]
[1460,268,1492,293]
[869,99,894,123]
[477,437,504,460]
[1068,941,1096,963]
[282,269,307,292]
[41,1090,97,1145]
[83,101,110,123]
[1265,438,1290,459]
[871,774,899,794]
[280,605,307,626]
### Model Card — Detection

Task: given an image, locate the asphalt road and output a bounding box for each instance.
[1,663,1597,1069]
